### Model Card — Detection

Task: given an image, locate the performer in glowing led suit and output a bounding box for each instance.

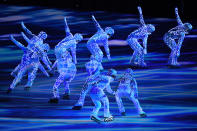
[7,34,49,93]
[163,8,192,66]
[49,49,77,103]
[72,55,103,110]
[115,68,147,117]
[127,6,155,67]
[55,17,83,64]
[87,15,114,69]
[48,17,83,103]
[89,69,117,122]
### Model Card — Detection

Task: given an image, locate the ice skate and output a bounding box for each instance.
[6,88,12,94]
[121,112,126,116]
[91,115,102,123]
[140,112,147,118]
[48,98,59,103]
[104,116,114,122]
[72,103,83,110]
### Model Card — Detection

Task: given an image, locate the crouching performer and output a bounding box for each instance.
[115,68,147,117]
[163,8,192,66]
[127,6,155,67]
[89,69,117,122]
[49,49,76,103]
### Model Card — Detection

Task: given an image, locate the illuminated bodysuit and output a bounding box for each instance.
[115,68,147,117]
[49,17,83,103]
[7,35,49,93]
[87,15,114,69]
[127,7,155,67]
[163,8,192,66]
[72,55,103,110]
[74,58,116,122]
[89,69,117,122]
[49,50,76,103]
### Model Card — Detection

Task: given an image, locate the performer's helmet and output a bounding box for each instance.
[125,68,133,76]
[183,23,192,31]
[147,24,155,33]
[39,31,47,40]
[74,33,83,42]
[105,27,114,37]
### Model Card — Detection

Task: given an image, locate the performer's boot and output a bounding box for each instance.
[140,112,147,118]
[7,88,12,94]
[104,116,114,122]
[48,97,59,103]
[121,112,126,116]
[62,93,70,100]
[90,115,102,123]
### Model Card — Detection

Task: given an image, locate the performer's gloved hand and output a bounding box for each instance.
[143,49,147,54]
[10,72,15,77]
[175,8,178,13]
[74,60,77,64]
[138,6,142,14]
[107,54,111,60]
[177,50,180,57]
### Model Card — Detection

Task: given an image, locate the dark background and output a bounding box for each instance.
[0,0,195,20]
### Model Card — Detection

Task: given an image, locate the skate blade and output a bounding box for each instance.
[91,116,102,123]
[140,113,147,118]
[104,117,114,122]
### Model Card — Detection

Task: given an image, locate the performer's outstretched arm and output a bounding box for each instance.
[175,8,183,25]
[138,6,146,26]
[21,32,31,45]
[21,22,34,36]
[52,60,57,70]
[21,32,44,55]
[39,63,50,77]
[106,85,114,94]
[143,36,148,54]
[64,17,72,36]
[103,40,111,60]
[10,35,26,51]
[71,47,77,64]
[92,15,102,31]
